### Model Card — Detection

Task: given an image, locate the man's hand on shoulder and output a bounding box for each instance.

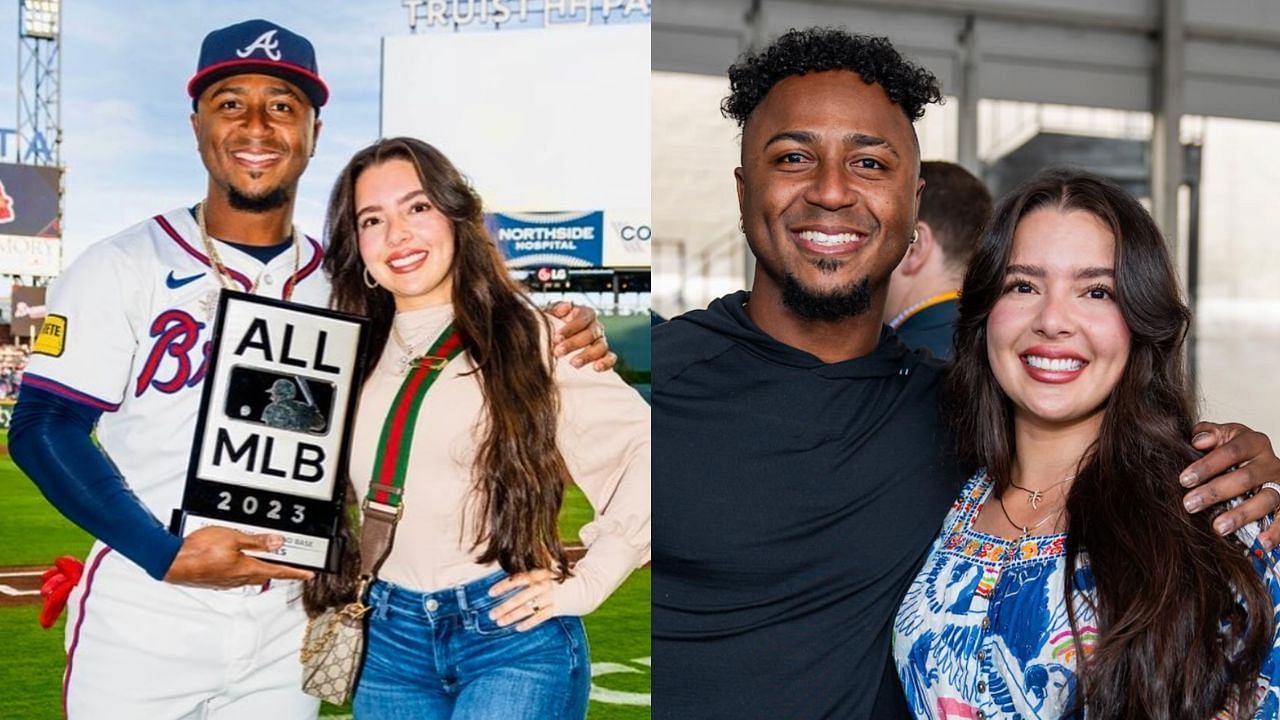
[164,526,314,588]
[1179,421,1280,547]
[545,301,617,371]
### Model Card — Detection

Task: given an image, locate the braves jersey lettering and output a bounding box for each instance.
[135,310,210,397]
[236,30,282,60]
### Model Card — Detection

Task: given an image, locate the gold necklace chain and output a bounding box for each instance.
[996,493,1062,539]
[196,202,301,300]
[391,322,415,354]
[1007,475,1075,510]
[389,322,420,375]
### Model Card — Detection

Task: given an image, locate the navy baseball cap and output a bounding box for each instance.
[188,19,329,111]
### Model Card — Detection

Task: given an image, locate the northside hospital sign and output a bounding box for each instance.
[400,0,651,30]
[486,211,652,269]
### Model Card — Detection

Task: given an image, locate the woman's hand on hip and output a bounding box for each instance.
[488,569,559,631]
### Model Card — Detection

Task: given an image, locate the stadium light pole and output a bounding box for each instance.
[15,0,63,287]
[17,0,61,167]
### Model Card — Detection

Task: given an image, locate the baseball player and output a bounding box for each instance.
[10,19,610,719]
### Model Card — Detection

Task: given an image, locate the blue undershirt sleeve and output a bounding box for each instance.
[9,385,183,580]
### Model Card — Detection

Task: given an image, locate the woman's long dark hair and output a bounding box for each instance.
[307,137,571,613]
[944,168,1272,718]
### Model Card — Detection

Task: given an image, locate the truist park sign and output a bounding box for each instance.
[401,0,650,31]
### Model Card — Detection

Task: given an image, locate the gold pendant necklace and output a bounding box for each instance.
[996,494,1061,540]
[1008,475,1074,510]
[195,202,302,314]
[389,322,421,376]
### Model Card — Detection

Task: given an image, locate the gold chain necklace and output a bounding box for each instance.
[996,493,1063,539]
[389,322,419,375]
[196,202,301,299]
[1007,475,1074,510]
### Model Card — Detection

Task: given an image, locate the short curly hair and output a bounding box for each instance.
[722,27,943,126]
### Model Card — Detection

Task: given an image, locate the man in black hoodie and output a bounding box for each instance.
[652,27,1280,719]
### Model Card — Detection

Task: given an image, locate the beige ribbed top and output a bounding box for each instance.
[348,302,651,615]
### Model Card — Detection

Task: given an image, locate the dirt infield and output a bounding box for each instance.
[0,565,45,607]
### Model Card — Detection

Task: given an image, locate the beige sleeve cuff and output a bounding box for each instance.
[552,527,648,617]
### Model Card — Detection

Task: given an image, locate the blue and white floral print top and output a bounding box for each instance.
[893,469,1280,720]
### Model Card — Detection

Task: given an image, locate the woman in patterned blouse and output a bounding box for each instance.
[894,168,1280,719]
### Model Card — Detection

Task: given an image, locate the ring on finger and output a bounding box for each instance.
[1261,482,1280,511]
[592,323,603,340]
[527,599,540,613]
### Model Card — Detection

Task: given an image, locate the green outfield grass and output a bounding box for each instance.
[0,443,649,718]
[0,462,94,566]
[0,608,69,717]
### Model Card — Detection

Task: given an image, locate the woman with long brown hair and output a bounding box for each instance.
[321,137,650,718]
[894,168,1280,718]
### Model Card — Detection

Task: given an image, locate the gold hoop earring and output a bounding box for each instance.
[363,266,379,289]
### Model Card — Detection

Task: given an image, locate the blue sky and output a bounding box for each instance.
[1,1,410,264]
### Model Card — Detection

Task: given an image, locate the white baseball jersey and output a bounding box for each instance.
[26,206,331,519]
[26,206,331,719]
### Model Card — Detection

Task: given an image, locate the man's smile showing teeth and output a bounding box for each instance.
[389,251,427,269]
[797,230,864,246]
[1023,355,1085,372]
[233,151,280,165]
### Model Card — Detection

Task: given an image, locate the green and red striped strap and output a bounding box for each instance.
[367,324,464,508]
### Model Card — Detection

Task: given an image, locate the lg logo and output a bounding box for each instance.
[536,267,569,283]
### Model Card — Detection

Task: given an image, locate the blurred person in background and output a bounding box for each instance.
[884,160,992,359]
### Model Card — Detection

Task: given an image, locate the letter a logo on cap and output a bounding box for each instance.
[236,29,282,61]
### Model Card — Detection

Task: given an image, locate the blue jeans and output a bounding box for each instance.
[353,571,590,719]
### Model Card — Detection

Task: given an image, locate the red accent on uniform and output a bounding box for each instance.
[134,310,202,397]
[153,214,254,291]
[39,556,85,629]
[282,237,324,300]
[20,373,122,413]
[63,546,111,719]
[186,59,330,104]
